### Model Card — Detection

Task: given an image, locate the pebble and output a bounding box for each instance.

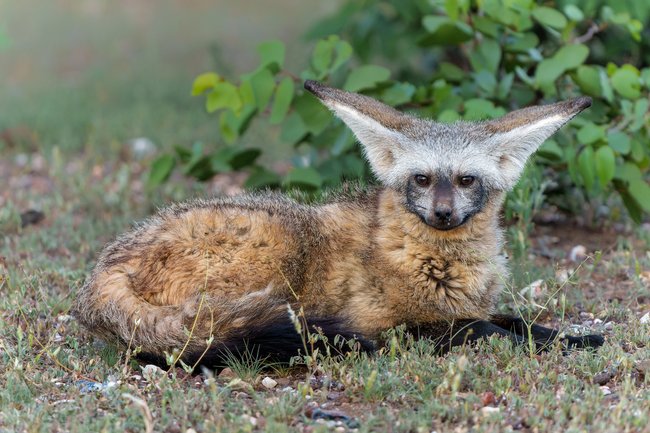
[218,367,236,379]
[579,312,595,321]
[600,386,612,396]
[640,312,650,324]
[480,406,500,415]
[141,364,164,382]
[262,377,277,389]
[519,279,545,299]
[569,245,588,262]
[57,314,73,323]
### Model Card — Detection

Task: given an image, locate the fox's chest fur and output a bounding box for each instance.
[308,188,507,335]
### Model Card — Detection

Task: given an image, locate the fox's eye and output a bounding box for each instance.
[459,176,475,187]
[414,174,431,187]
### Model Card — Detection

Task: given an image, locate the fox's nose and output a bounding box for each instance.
[434,205,453,221]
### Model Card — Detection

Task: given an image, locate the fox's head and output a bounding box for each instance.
[305,80,591,232]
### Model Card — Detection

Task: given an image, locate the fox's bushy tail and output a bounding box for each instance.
[72,270,372,369]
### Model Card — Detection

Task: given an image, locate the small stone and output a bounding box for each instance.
[226,378,253,393]
[262,377,277,389]
[480,406,500,415]
[593,371,613,386]
[218,367,236,379]
[327,391,343,401]
[57,314,73,323]
[640,312,650,324]
[141,364,164,382]
[335,427,345,433]
[604,321,614,331]
[128,137,157,159]
[186,429,197,433]
[635,359,650,375]
[519,279,545,299]
[569,245,588,262]
[555,268,571,284]
[600,386,612,396]
[579,311,594,320]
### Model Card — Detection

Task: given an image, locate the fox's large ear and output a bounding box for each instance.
[484,97,591,187]
[304,80,416,183]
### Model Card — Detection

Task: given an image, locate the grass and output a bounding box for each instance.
[1,148,649,433]
[1,2,650,432]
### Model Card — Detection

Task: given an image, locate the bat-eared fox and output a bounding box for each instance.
[73,80,603,368]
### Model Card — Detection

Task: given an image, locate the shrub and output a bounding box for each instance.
[149,0,650,224]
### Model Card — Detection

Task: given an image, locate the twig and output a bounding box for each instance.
[574,22,607,44]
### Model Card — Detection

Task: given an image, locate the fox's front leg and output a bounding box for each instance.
[489,314,604,350]
[406,320,526,354]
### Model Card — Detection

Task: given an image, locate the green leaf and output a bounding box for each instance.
[474,70,497,95]
[620,189,643,223]
[331,39,353,72]
[206,82,242,113]
[594,146,616,187]
[421,15,473,45]
[599,69,614,103]
[554,44,589,70]
[248,68,276,112]
[439,62,466,82]
[269,77,294,125]
[607,131,631,154]
[283,167,323,190]
[574,66,602,97]
[532,6,568,29]
[191,72,220,96]
[147,154,175,188]
[381,82,416,106]
[181,142,213,181]
[280,112,308,144]
[473,16,501,38]
[294,93,332,135]
[496,73,514,100]
[245,167,282,189]
[615,162,642,183]
[258,40,285,71]
[438,109,461,122]
[469,38,501,74]
[628,179,650,212]
[184,146,214,181]
[564,5,584,22]
[577,146,595,191]
[535,58,565,90]
[535,45,588,91]
[577,123,606,145]
[611,66,641,99]
[631,98,648,131]
[312,38,334,74]
[464,99,498,120]
[343,65,391,92]
[211,147,262,172]
[232,148,261,170]
[641,68,650,89]
[505,32,539,53]
[219,105,256,144]
[538,139,563,160]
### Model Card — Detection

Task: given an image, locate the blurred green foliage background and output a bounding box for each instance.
[2,0,649,232]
